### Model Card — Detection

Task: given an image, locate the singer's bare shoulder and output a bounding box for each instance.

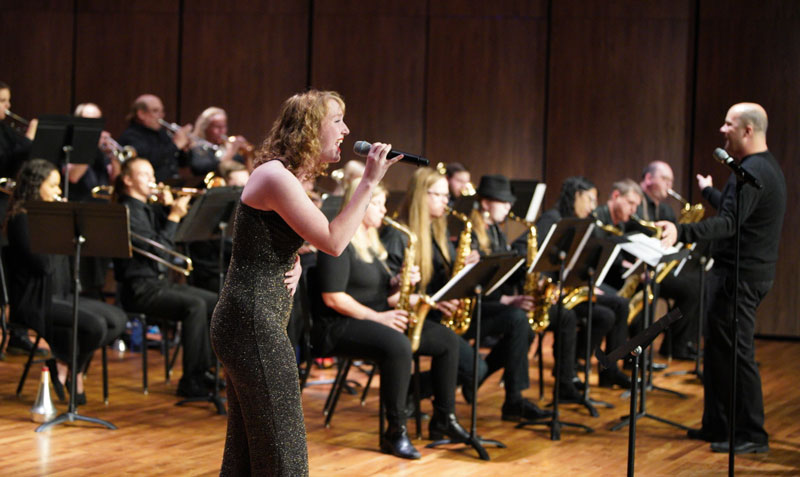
[241,159,301,211]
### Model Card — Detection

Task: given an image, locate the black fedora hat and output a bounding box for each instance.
[476,174,516,203]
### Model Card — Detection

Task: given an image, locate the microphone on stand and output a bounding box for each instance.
[353,141,430,167]
[713,148,763,189]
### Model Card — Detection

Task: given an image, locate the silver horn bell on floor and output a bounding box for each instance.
[31,366,58,423]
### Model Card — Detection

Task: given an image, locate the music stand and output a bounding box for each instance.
[517,217,595,440]
[509,180,546,222]
[27,201,130,432]
[611,236,691,433]
[31,115,103,199]
[562,236,622,416]
[174,186,242,415]
[597,308,683,477]
[425,253,524,461]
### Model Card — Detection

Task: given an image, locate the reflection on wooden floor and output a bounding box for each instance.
[1,333,799,476]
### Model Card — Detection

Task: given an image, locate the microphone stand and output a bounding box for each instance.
[726,180,745,476]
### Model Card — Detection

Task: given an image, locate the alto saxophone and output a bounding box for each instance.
[443,207,475,335]
[650,188,707,284]
[382,216,432,353]
[508,212,557,332]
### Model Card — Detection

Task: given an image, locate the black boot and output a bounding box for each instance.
[381,424,421,460]
[429,412,471,442]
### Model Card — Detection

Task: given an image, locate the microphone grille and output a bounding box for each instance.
[713,148,729,162]
[353,141,371,156]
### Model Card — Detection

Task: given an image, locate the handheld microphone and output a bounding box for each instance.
[713,148,763,189]
[353,141,430,167]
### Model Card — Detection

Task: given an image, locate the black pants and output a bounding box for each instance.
[575,293,628,366]
[546,305,578,383]
[458,301,534,401]
[49,295,128,372]
[657,271,701,356]
[120,279,216,379]
[323,318,459,426]
[702,268,770,444]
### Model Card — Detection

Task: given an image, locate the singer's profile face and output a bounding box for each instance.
[39,169,62,202]
[319,99,349,164]
[720,107,745,157]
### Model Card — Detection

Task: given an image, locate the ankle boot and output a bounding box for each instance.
[429,412,470,442]
[381,424,421,460]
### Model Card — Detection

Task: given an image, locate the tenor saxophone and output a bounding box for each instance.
[382,216,432,352]
[443,207,475,335]
[508,212,557,332]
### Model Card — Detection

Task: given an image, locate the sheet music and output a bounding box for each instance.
[528,222,557,274]
[485,256,526,296]
[563,223,595,281]
[619,233,681,267]
[431,262,478,302]
[525,182,547,222]
[595,244,622,287]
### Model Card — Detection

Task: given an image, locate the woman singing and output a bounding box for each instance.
[209,90,400,476]
[311,179,469,460]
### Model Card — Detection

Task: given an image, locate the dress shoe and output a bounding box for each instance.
[710,440,769,454]
[177,377,210,398]
[558,381,584,402]
[501,398,554,422]
[8,332,48,357]
[429,412,470,442]
[571,376,586,392]
[598,368,632,388]
[381,424,421,460]
[686,428,716,442]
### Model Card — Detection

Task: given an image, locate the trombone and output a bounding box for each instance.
[89,185,193,276]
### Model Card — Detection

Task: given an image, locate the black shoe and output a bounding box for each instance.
[429,412,470,442]
[710,440,769,454]
[501,398,553,422]
[598,368,632,388]
[202,371,226,390]
[381,425,421,460]
[403,397,430,421]
[686,428,716,442]
[571,376,586,392]
[8,333,47,357]
[558,381,583,402]
[46,359,66,402]
[177,377,210,398]
[73,392,87,406]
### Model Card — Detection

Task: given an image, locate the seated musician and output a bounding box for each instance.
[67,102,121,202]
[533,176,632,388]
[118,94,192,183]
[470,174,582,401]
[311,179,468,460]
[188,107,252,182]
[112,157,217,398]
[632,161,700,360]
[5,159,127,405]
[383,167,552,423]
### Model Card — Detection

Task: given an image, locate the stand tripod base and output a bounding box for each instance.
[517,418,594,440]
[426,434,505,461]
[35,411,117,432]
[610,411,691,432]
[176,394,227,415]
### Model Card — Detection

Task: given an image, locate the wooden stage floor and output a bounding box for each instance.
[1,334,799,476]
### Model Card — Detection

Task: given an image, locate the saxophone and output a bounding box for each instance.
[442,207,475,335]
[651,188,706,284]
[382,216,432,353]
[508,212,557,332]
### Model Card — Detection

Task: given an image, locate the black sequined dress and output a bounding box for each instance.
[210,201,307,476]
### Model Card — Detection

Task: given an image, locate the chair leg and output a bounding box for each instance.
[102,345,109,405]
[16,334,41,397]
[161,326,170,383]
[412,355,422,439]
[324,359,352,428]
[537,332,545,400]
[140,315,148,395]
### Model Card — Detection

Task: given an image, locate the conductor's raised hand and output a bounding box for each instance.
[361,142,403,185]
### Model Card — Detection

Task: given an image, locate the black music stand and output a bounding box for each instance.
[27,201,130,432]
[174,186,242,415]
[597,308,683,477]
[31,115,103,199]
[611,236,691,433]
[517,217,595,440]
[425,253,525,461]
[562,236,622,416]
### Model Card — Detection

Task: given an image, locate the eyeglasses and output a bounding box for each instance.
[427,190,450,200]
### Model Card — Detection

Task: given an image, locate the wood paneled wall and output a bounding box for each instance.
[0,0,797,335]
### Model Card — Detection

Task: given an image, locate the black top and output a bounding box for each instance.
[678,151,786,281]
[316,244,392,314]
[68,148,111,202]
[0,122,31,178]
[6,211,71,338]
[382,225,454,296]
[628,192,677,231]
[118,121,186,183]
[113,194,178,282]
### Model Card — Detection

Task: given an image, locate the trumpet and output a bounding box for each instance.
[148,182,204,198]
[104,136,137,163]
[158,118,219,151]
